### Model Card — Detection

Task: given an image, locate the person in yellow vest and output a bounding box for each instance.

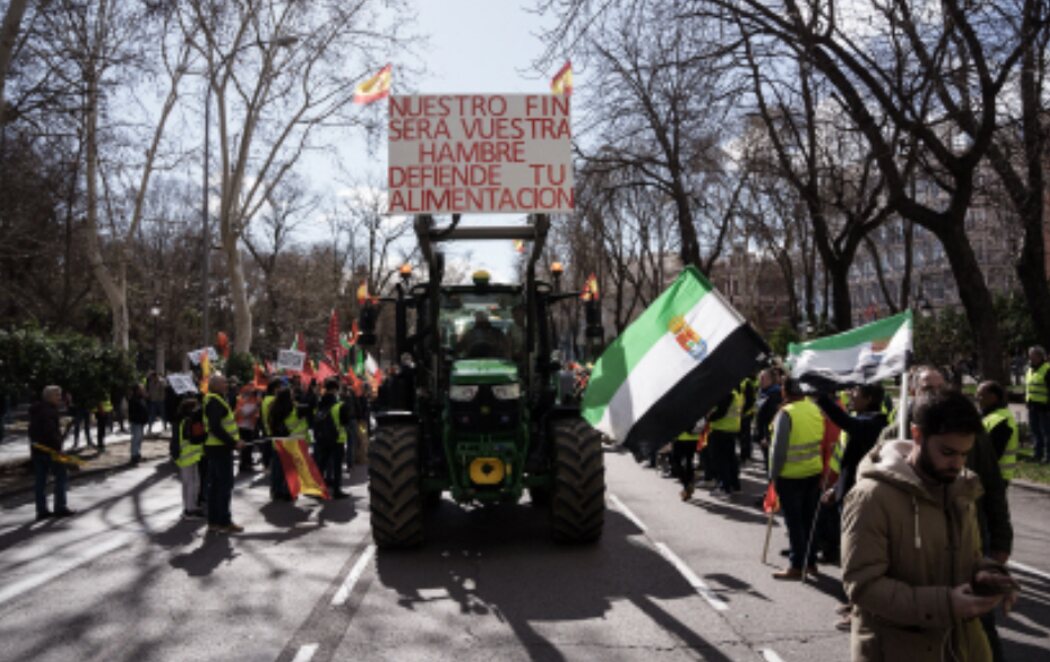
[738,376,757,464]
[672,421,703,501]
[268,384,311,501]
[203,374,244,533]
[977,381,1019,484]
[175,397,206,519]
[235,384,262,475]
[314,378,351,498]
[259,379,279,470]
[768,378,825,579]
[1025,345,1050,463]
[707,386,744,495]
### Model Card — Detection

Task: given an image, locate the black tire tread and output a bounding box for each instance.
[368,424,424,548]
[550,419,605,542]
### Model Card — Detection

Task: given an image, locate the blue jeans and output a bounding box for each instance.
[130,423,144,458]
[775,474,821,569]
[147,402,164,431]
[1029,405,1050,461]
[33,453,68,515]
[206,450,234,526]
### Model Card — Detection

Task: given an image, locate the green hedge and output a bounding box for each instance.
[0,326,137,406]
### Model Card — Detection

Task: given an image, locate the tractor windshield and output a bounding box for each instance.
[440,292,525,361]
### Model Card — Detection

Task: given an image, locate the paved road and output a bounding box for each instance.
[0,448,1047,661]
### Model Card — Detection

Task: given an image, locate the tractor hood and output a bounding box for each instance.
[450,359,518,385]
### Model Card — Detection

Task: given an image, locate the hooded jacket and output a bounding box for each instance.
[841,439,990,662]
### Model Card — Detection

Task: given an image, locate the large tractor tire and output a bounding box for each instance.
[550,419,605,543]
[368,423,424,548]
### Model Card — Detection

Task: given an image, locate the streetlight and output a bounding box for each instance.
[399,263,412,285]
[149,299,162,374]
[550,261,563,292]
[201,34,300,347]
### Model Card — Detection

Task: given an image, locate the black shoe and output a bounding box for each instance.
[36,510,52,522]
[53,508,76,518]
[333,491,350,499]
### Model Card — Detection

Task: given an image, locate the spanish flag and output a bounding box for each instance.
[580,273,599,301]
[273,438,330,500]
[353,63,392,105]
[199,349,211,393]
[513,239,525,253]
[550,60,573,96]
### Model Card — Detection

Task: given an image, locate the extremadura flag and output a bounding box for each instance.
[581,265,769,459]
[787,310,912,388]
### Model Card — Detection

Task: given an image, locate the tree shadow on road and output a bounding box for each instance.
[372,501,740,662]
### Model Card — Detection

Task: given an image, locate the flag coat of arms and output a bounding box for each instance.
[581,266,769,456]
[787,310,912,387]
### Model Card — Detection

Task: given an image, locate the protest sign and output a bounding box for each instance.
[387,94,573,214]
[277,349,306,373]
[168,373,198,395]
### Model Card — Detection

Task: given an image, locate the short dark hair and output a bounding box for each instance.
[913,390,983,439]
[979,380,1007,406]
[782,377,804,398]
[857,383,885,412]
[324,377,340,392]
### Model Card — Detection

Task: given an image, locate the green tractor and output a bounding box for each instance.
[358,213,605,548]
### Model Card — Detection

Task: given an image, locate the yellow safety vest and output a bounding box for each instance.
[99,399,113,414]
[174,419,203,468]
[983,407,1019,481]
[284,410,309,438]
[261,395,275,436]
[203,393,238,447]
[1026,363,1049,404]
[710,388,743,433]
[332,402,348,444]
[778,398,824,479]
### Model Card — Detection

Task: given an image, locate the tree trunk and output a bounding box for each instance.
[224,229,253,354]
[828,262,852,331]
[0,0,29,128]
[937,222,1006,382]
[1015,213,1050,350]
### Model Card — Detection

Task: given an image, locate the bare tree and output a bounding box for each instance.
[0,0,29,127]
[179,0,413,353]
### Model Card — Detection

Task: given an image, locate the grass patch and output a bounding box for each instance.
[1015,447,1050,485]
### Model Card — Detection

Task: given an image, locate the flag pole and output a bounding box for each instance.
[897,368,910,440]
[761,509,775,564]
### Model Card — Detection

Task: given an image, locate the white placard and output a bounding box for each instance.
[187,347,219,365]
[168,373,198,395]
[277,349,306,372]
[387,94,573,214]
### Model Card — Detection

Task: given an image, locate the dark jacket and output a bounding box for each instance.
[969,429,1012,556]
[29,400,63,453]
[128,395,149,425]
[751,384,782,444]
[204,395,238,453]
[815,394,887,500]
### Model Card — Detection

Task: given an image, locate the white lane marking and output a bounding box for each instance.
[654,541,729,612]
[608,493,648,532]
[1009,560,1050,582]
[291,643,319,662]
[0,532,132,607]
[760,649,786,662]
[331,543,376,606]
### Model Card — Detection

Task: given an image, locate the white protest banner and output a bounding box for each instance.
[387,94,573,214]
[187,347,219,366]
[168,373,198,395]
[277,349,306,373]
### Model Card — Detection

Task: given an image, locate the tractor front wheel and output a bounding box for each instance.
[368,423,424,548]
[550,419,605,543]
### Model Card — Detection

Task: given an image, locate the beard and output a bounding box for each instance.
[918,445,959,484]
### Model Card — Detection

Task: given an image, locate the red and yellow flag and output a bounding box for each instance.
[199,349,211,393]
[356,282,378,306]
[273,438,330,500]
[762,483,780,514]
[550,60,573,96]
[513,239,525,254]
[580,273,600,301]
[354,63,392,105]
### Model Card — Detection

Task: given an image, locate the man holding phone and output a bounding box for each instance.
[841,390,1018,661]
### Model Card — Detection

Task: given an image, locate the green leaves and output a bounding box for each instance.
[0,326,136,405]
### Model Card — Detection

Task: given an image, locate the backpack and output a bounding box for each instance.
[313,401,339,445]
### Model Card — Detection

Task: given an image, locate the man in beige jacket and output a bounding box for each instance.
[842,390,1018,661]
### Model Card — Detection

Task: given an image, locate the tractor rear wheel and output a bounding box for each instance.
[368,423,424,548]
[550,419,605,543]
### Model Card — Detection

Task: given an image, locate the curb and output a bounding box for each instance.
[1011,478,1050,495]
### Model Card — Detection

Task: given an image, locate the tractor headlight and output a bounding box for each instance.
[449,385,479,402]
[491,383,521,400]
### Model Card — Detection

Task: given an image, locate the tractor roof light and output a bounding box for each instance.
[472,270,491,287]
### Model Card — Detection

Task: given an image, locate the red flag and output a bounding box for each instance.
[580,273,600,301]
[550,60,573,96]
[253,363,268,390]
[316,359,337,383]
[324,308,341,363]
[302,358,316,383]
[216,331,230,359]
[344,365,364,397]
[297,331,306,353]
[763,483,780,514]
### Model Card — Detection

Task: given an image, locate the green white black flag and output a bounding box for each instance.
[581,266,769,455]
[787,310,912,387]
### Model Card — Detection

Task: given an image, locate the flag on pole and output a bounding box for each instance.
[316,359,338,383]
[273,438,330,500]
[199,349,212,393]
[289,332,306,353]
[216,331,230,359]
[580,273,599,301]
[581,265,769,458]
[550,60,573,96]
[513,239,525,254]
[353,63,392,105]
[324,308,341,364]
[253,363,268,390]
[762,483,780,514]
[787,310,913,389]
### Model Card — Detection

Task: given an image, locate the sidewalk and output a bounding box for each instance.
[0,428,173,498]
